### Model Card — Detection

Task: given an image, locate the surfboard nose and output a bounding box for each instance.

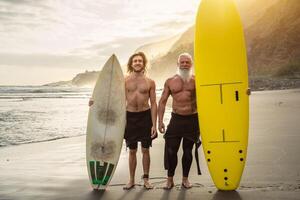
[108,54,118,63]
[111,54,116,59]
[101,54,121,72]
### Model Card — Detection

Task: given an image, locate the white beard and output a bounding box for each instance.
[177,68,192,82]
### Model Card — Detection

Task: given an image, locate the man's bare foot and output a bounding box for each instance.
[163,177,174,190]
[123,181,135,190]
[143,179,153,190]
[182,178,192,189]
[142,174,153,189]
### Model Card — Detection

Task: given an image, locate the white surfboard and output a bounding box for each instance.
[86,54,126,190]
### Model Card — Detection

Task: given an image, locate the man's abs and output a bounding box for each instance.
[126,93,150,112]
[172,102,197,115]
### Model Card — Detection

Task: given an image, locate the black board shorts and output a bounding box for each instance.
[165,112,200,142]
[124,109,155,149]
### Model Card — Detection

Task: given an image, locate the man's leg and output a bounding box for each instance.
[141,143,153,189]
[164,137,181,189]
[182,138,194,188]
[124,143,137,190]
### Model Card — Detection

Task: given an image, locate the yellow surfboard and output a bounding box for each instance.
[194,0,249,190]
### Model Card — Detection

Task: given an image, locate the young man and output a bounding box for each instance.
[158,53,200,189]
[90,52,157,189]
[123,52,157,189]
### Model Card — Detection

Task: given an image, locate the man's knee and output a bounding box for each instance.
[182,148,193,156]
[182,140,194,152]
[129,149,137,156]
[141,147,149,155]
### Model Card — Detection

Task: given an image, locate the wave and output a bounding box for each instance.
[32,89,71,93]
[0,96,90,100]
[0,134,85,148]
[0,86,92,94]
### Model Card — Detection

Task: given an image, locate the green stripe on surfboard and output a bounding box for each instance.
[102,163,114,185]
[89,161,114,185]
[96,161,107,183]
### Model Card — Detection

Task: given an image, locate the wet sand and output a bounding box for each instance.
[0,89,299,200]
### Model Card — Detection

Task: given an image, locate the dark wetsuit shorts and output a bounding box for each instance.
[124,109,154,150]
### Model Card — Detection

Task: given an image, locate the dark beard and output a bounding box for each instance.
[133,68,144,73]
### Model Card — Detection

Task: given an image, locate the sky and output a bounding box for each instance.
[0,0,200,85]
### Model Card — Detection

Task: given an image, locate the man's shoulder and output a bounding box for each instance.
[125,75,131,83]
[145,76,154,83]
[163,75,177,87]
[166,75,180,82]
[145,77,156,87]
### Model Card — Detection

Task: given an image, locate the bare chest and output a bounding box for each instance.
[169,79,195,95]
[126,79,150,94]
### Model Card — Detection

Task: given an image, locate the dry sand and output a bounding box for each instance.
[0,89,299,200]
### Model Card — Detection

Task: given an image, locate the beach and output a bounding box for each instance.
[0,89,300,200]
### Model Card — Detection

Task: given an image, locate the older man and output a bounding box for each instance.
[158,53,201,189]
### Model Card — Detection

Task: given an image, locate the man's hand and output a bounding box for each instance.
[88,99,94,107]
[158,122,165,134]
[151,126,157,139]
[246,88,251,96]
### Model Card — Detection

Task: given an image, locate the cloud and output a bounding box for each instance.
[0,0,197,55]
[0,0,199,84]
[144,20,192,33]
[0,0,57,33]
[70,34,166,64]
[0,53,102,69]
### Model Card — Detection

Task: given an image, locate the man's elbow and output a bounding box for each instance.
[150,101,158,108]
[158,100,166,108]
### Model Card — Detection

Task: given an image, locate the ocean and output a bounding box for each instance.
[0,86,93,147]
[0,86,168,147]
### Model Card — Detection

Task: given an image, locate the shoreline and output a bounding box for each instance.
[0,88,299,200]
[1,77,300,92]
[0,88,299,149]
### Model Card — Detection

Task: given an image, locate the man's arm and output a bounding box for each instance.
[158,79,171,133]
[149,79,157,138]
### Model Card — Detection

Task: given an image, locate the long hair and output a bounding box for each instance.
[127,52,148,74]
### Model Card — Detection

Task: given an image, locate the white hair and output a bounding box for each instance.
[177,52,193,64]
